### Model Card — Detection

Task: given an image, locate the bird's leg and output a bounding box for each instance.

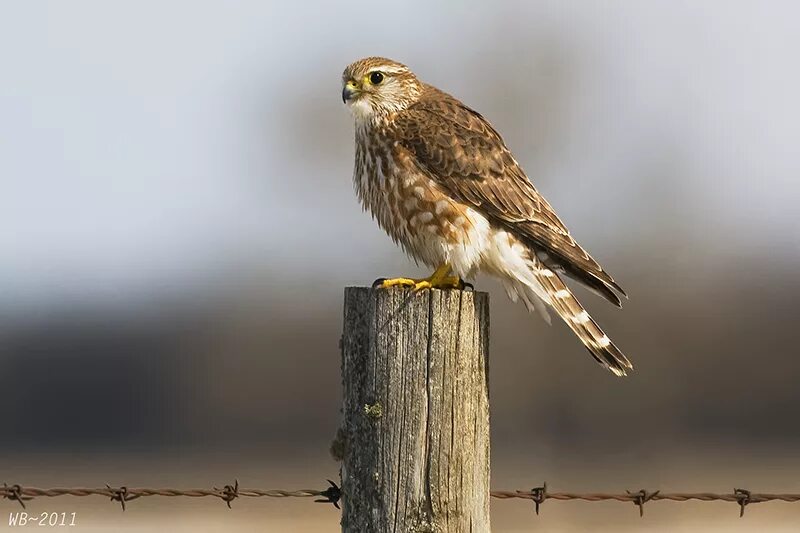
[375,264,466,291]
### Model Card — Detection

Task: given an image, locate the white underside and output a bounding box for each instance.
[416,207,554,324]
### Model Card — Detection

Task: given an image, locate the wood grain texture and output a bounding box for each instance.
[340,287,490,533]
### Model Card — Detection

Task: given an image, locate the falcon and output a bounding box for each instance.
[342,57,633,376]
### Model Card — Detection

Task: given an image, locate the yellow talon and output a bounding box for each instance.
[379,277,418,288]
[375,265,466,291]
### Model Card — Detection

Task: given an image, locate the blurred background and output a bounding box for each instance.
[2,1,799,531]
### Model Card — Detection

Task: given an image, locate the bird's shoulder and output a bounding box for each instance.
[394,84,501,142]
[389,84,520,184]
[390,85,553,224]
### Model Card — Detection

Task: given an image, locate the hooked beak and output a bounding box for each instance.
[342,80,359,103]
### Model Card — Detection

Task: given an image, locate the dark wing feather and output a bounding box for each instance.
[393,87,626,302]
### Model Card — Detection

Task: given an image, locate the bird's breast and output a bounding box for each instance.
[353,132,489,269]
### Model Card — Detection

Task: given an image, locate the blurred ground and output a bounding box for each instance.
[2,0,799,530]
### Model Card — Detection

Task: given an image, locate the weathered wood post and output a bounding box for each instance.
[339,287,490,532]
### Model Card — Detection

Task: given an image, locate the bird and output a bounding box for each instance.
[341,56,633,377]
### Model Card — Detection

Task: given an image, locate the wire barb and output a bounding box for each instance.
[530,482,547,515]
[734,488,751,517]
[214,480,239,509]
[2,484,32,509]
[314,479,341,509]
[106,485,139,511]
[627,489,659,517]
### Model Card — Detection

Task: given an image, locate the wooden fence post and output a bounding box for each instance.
[339,287,490,533]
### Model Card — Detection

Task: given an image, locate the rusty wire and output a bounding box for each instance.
[490,485,800,517]
[1,480,342,511]
[3,481,800,516]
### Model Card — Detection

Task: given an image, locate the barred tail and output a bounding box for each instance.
[534,266,633,377]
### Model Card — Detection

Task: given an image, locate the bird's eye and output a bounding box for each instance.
[369,71,384,85]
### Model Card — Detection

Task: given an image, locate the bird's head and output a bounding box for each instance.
[342,57,422,123]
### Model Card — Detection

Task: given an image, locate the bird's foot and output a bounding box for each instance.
[372,264,472,291]
[372,276,471,291]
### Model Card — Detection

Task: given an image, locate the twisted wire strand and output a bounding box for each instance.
[4,483,800,516]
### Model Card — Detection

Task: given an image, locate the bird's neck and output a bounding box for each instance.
[353,110,392,132]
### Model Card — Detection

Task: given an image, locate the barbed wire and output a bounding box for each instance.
[491,484,800,517]
[4,481,800,517]
[1,480,342,512]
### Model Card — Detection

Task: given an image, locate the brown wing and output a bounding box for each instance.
[393,87,626,304]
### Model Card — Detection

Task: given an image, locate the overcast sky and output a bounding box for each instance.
[2,0,798,314]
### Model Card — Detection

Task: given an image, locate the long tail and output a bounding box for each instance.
[505,256,633,376]
[537,264,632,376]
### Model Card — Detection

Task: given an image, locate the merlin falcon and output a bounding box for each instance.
[342,57,633,376]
